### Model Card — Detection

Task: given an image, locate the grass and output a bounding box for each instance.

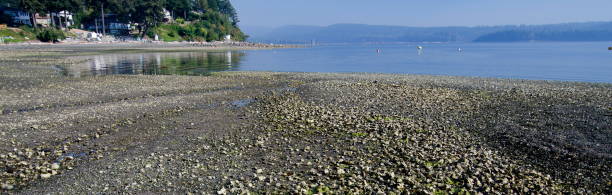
[0,27,35,43]
[154,24,184,42]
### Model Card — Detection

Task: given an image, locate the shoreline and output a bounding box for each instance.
[0,48,610,193]
[0,41,297,53]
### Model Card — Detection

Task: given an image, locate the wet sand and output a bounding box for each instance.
[0,46,610,194]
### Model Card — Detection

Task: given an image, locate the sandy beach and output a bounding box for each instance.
[0,46,610,194]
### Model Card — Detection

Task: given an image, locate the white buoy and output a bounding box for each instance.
[417,46,424,55]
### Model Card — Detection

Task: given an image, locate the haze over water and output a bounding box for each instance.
[63,42,612,83]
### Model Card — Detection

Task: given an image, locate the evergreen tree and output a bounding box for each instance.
[19,0,44,28]
[132,0,165,37]
[165,0,191,19]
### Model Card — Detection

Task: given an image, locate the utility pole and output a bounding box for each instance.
[49,10,54,27]
[101,4,106,36]
[64,11,68,30]
[58,12,63,29]
[30,13,37,29]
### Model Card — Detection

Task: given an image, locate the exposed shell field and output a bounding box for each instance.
[0,46,610,194]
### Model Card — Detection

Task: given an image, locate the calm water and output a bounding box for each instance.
[60,42,612,83]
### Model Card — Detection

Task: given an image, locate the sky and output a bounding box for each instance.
[232,0,612,28]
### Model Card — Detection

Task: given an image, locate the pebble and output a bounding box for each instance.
[217,188,227,195]
[51,163,60,170]
[40,173,52,179]
[1,183,14,190]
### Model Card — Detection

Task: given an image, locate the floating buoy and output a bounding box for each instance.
[376,49,381,53]
[417,46,424,55]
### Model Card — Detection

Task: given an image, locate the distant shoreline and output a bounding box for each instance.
[0,41,297,53]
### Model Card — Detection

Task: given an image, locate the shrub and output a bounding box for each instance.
[36,28,66,43]
[176,18,185,24]
[145,29,155,39]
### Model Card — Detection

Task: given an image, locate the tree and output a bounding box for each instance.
[63,0,83,28]
[107,0,134,24]
[19,0,44,28]
[86,0,115,35]
[216,0,238,25]
[0,0,20,8]
[196,0,208,11]
[207,0,218,11]
[165,0,191,19]
[42,0,68,28]
[131,0,165,37]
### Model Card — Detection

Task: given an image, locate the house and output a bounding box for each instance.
[34,13,51,27]
[1,6,74,28]
[0,7,31,26]
[51,11,74,27]
[85,14,132,35]
[108,22,131,35]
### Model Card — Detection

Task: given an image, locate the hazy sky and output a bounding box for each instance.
[232,0,612,27]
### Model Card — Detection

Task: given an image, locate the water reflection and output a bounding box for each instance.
[61,51,245,77]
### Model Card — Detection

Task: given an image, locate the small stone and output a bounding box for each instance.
[41,173,52,179]
[337,168,346,175]
[51,163,60,170]
[255,169,263,174]
[257,176,266,181]
[217,188,227,195]
[1,183,14,190]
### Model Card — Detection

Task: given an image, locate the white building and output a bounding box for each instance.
[51,11,74,27]
[163,9,172,22]
[224,35,232,42]
[34,13,51,27]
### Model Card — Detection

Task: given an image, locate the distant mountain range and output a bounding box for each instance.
[242,22,612,43]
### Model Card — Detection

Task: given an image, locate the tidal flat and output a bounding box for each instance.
[0,46,610,194]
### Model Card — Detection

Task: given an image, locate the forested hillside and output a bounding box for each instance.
[247,22,612,43]
[0,0,246,42]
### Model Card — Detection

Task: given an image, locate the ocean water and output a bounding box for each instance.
[61,42,612,83]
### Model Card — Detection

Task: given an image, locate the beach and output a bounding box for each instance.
[0,46,610,194]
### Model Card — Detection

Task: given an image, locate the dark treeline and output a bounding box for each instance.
[0,0,245,41]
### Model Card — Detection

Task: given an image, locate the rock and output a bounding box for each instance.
[41,173,52,179]
[257,176,266,181]
[337,168,346,175]
[1,183,14,190]
[217,188,227,195]
[51,163,60,170]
